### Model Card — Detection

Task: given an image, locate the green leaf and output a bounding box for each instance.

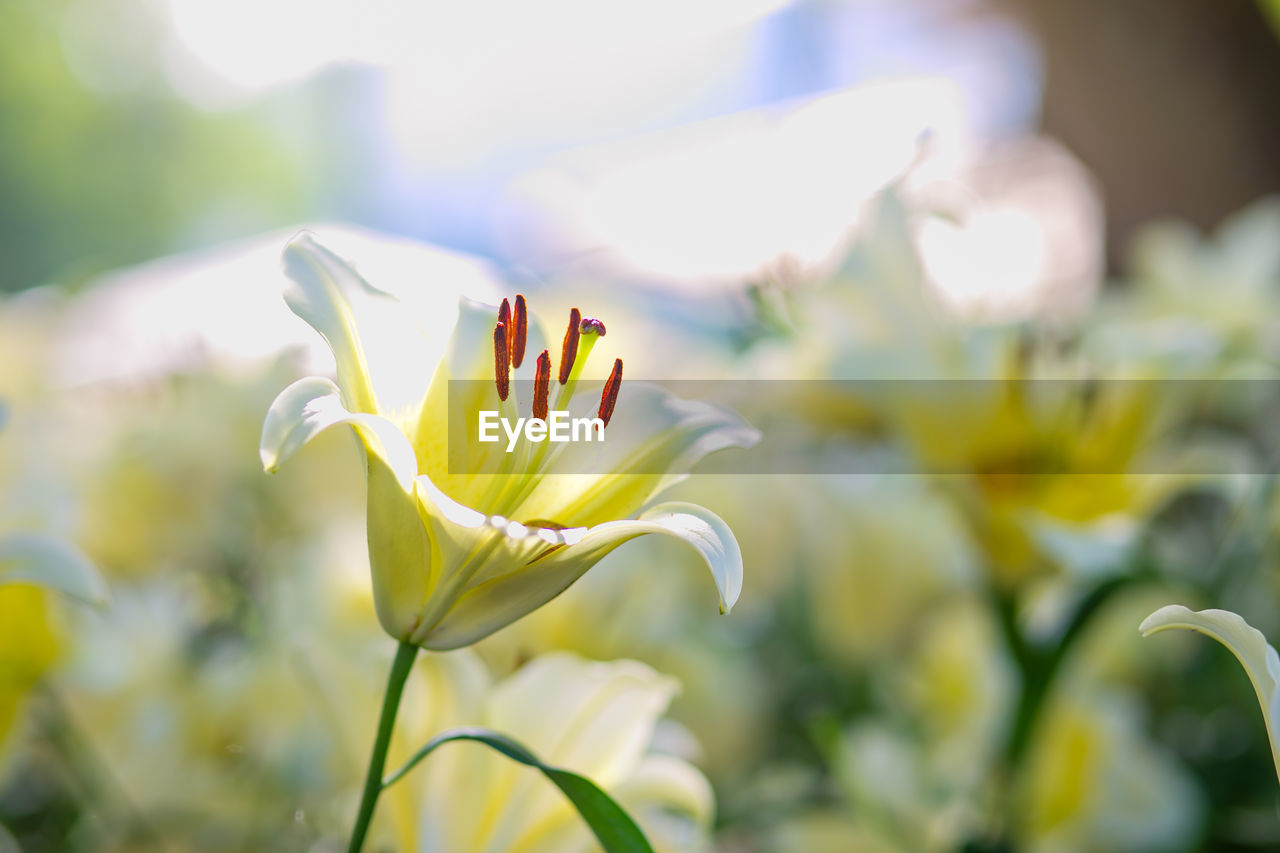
[383,726,655,853]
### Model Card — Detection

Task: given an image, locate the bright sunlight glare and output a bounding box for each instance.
[164,0,793,103]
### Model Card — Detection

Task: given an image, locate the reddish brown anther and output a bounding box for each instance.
[493,322,510,401]
[559,307,582,385]
[512,294,528,368]
[498,298,511,335]
[579,316,606,336]
[598,358,622,427]
[533,349,551,420]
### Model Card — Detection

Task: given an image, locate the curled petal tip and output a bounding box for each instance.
[280,229,319,262]
[259,442,280,473]
[1139,604,1221,637]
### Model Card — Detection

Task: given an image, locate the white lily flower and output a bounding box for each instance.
[261,234,758,649]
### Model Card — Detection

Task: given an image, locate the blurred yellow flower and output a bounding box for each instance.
[824,685,1199,853]
[261,233,757,649]
[72,363,351,582]
[824,601,1011,850]
[894,599,1012,774]
[897,372,1166,585]
[0,531,104,759]
[760,194,1191,585]
[0,583,59,751]
[1017,690,1201,852]
[0,351,107,764]
[807,483,972,665]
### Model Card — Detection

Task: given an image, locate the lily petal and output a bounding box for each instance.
[613,754,716,836]
[260,376,431,639]
[407,653,691,853]
[469,653,680,852]
[420,501,743,650]
[1140,604,1280,784]
[281,232,385,414]
[411,297,527,509]
[484,654,680,784]
[405,473,596,647]
[0,532,108,606]
[260,376,417,490]
[513,382,761,529]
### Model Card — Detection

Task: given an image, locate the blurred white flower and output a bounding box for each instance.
[384,652,714,853]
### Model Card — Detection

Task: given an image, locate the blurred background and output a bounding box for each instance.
[4,0,1277,296]
[4,0,1280,851]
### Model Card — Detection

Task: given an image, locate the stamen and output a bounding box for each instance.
[579,317,606,337]
[533,349,551,420]
[512,294,528,368]
[493,322,510,401]
[559,307,582,385]
[598,358,622,427]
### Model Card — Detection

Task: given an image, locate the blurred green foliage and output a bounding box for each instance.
[0,0,308,292]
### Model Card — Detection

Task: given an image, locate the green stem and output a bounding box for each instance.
[998,574,1136,768]
[347,640,418,853]
[978,573,1141,850]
